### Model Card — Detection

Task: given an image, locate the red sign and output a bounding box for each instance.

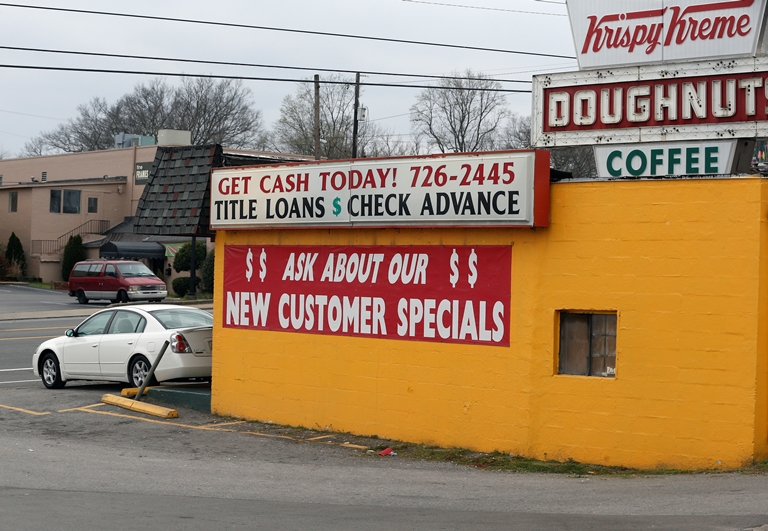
[543,71,767,133]
[223,245,512,346]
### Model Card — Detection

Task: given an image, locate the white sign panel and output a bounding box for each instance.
[567,0,768,70]
[532,57,768,147]
[594,140,738,178]
[210,152,549,229]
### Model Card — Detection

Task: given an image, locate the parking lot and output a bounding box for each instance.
[2,284,768,530]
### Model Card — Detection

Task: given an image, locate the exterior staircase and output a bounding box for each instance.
[30,219,111,257]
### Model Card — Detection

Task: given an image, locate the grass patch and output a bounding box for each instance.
[376,445,639,475]
[367,443,768,476]
[209,417,768,476]
[749,459,768,473]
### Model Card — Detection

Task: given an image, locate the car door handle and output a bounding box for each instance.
[127,341,134,345]
[92,344,98,348]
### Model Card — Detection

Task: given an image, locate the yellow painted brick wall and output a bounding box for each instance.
[211,177,767,469]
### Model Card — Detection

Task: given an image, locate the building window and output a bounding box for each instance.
[63,190,81,214]
[88,197,98,213]
[8,191,17,212]
[50,190,61,213]
[558,312,617,378]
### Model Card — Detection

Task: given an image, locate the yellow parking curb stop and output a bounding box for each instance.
[120,387,160,398]
[101,394,179,419]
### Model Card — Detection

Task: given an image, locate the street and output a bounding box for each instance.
[1,285,768,530]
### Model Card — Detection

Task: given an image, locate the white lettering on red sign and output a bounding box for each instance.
[223,245,512,346]
[543,71,766,132]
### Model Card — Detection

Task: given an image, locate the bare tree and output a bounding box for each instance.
[21,98,122,155]
[410,69,510,153]
[364,131,423,158]
[501,113,532,149]
[271,74,388,159]
[499,113,596,179]
[171,78,267,148]
[20,77,266,156]
[550,147,598,179]
[119,78,176,138]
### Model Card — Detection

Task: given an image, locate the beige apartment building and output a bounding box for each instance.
[0,145,159,281]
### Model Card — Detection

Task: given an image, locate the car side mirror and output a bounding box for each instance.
[65,329,76,337]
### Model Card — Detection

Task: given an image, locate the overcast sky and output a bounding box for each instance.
[0,0,576,157]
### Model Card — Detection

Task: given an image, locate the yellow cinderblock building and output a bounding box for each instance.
[211,176,768,470]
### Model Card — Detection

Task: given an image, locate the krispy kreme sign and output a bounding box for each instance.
[567,0,768,69]
[532,57,768,146]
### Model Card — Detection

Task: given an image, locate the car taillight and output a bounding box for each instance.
[170,333,192,353]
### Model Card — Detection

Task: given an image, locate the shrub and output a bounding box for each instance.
[61,235,86,280]
[0,255,8,279]
[201,248,215,293]
[173,241,207,273]
[5,232,26,277]
[172,276,201,298]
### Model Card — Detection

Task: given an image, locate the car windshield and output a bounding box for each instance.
[149,308,213,329]
[116,262,156,278]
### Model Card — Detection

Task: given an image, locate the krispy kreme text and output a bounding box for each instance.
[544,71,768,132]
[582,1,754,56]
[567,0,767,69]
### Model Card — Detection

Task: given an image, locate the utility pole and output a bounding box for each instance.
[352,72,360,159]
[314,74,321,160]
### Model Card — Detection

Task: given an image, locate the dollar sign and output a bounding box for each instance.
[333,197,342,216]
[245,248,254,282]
[468,249,478,288]
[449,249,459,288]
[259,248,267,282]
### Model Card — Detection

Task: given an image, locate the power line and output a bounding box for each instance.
[0,108,65,120]
[0,45,533,85]
[0,64,532,93]
[0,3,576,60]
[401,0,567,16]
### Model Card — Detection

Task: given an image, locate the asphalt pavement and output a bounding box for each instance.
[1,283,768,530]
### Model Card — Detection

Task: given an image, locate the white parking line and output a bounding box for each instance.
[0,368,32,372]
[0,379,40,384]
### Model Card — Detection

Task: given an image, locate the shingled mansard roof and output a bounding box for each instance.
[134,144,311,237]
[134,144,222,237]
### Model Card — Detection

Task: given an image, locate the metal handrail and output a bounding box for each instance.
[30,219,111,255]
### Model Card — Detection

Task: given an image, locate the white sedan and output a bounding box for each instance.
[33,305,213,389]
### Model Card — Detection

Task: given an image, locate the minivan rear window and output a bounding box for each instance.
[71,263,103,277]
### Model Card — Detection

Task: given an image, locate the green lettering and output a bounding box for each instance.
[668,148,682,175]
[705,146,719,174]
[627,150,647,177]
[650,149,664,176]
[686,147,700,174]
[607,151,623,177]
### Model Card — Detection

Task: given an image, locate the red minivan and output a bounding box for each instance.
[68,260,168,304]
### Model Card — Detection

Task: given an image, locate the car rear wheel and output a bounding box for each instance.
[118,290,129,304]
[76,290,88,304]
[129,355,157,388]
[41,353,66,389]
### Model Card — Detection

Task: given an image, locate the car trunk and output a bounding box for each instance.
[178,327,213,357]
